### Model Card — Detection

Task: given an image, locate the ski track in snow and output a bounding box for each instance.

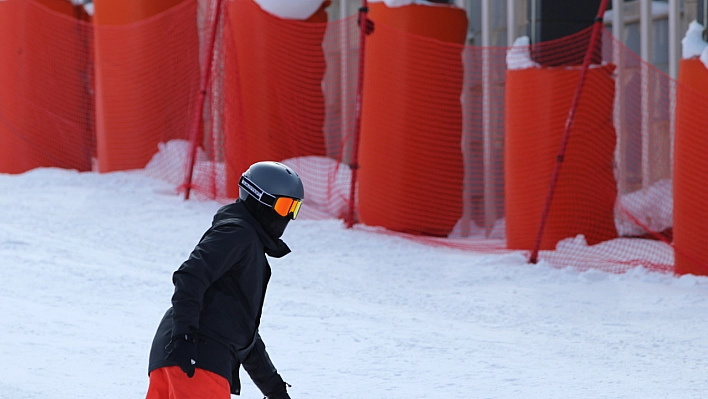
[1,168,708,398]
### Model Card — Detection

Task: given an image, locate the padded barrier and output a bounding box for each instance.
[357,2,468,236]
[673,58,708,275]
[92,0,200,172]
[223,0,329,198]
[505,65,618,250]
[0,0,93,173]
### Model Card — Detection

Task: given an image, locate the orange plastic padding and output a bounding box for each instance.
[674,58,708,276]
[224,0,329,198]
[92,0,199,172]
[35,0,74,14]
[357,3,468,236]
[0,0,93,174]
[366,2,469,43]
[35,0,91,20]
[92,0,185,25]
[505,65,618,250]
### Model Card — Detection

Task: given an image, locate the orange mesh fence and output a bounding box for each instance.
[192,3,678,273]
[3,0,701,274]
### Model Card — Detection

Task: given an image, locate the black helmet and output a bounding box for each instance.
[238,161,305,220]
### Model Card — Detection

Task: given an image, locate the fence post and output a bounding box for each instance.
[345,0,369,228]
[528,0,610,263]
[183,0,223,200]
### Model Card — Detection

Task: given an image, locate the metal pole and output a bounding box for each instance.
[482,0,496,237]
[482,0,491,47]
[460,0,473,237]
[668,0,679,171]
[640,0,652,189]
[668,0,680,80]
[507,0,516,46]
[612,0,626,194]
[184,0,224,200]
[531,0,537,45]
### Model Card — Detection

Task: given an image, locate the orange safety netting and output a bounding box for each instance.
[2,0,701,275]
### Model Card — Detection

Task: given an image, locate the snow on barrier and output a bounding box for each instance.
[0,0,695,275]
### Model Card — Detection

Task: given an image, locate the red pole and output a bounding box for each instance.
[183,0,224,200]
[346,0,370,228]
[528,0,610,263]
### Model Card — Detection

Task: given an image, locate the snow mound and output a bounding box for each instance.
[144,140,227,199]
[615,179,673,236]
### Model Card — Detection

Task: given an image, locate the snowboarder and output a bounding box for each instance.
[145,161,304,399]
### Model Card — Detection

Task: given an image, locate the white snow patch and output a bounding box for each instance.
[506,36,540,70]
[1,169,707,399]
[682,20,708,60]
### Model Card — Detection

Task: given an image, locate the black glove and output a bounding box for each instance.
[264,382,291,399]
[165,334,198,378]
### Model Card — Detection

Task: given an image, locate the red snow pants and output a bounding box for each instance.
[145,366,230,399]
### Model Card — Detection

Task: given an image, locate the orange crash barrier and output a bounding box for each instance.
[505,65,618,250]
[357,2,468,236]
[673,58,708,276]
[92,0,200,172]
[223,0,330,198]
[0,0,93,174]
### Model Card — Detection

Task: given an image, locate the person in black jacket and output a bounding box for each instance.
[145,161,305,399]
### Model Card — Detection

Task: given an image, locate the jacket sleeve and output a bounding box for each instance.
[242,335,289,397]
[170,221,250,337]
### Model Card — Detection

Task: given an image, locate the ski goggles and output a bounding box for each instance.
[239,175,303,219]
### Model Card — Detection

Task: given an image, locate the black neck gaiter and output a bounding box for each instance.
[243,195,291,241]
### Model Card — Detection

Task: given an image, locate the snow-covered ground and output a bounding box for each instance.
[2,168,708,399]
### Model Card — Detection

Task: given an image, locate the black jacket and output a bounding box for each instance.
[148,200,290,396]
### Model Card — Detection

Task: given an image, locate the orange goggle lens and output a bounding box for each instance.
[273,197,302,219]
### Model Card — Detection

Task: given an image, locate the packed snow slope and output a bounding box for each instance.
[1,168,707,398]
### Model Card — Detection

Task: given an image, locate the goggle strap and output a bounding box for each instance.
[239,176,276,207]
